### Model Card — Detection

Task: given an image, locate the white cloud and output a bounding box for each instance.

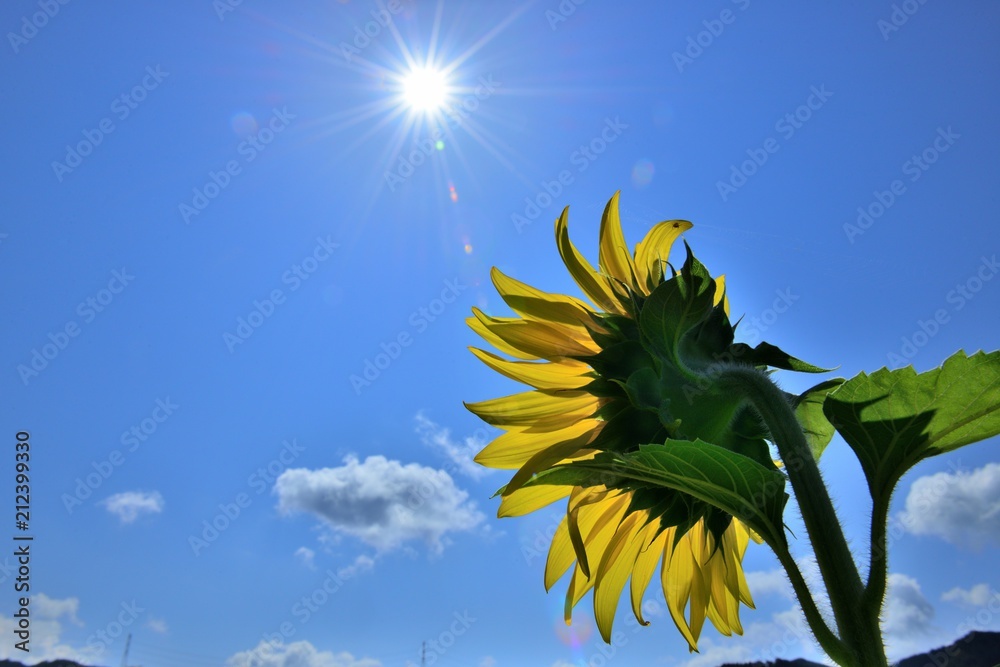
[35,593,82,626]
[146,617,169,634]
[295,546,316,569]
[882,573,943,660]
[337,554,375,579]
[679,605,826,667]
[227,640,379,667]
[0,593,102,663]
[942,583,999,608]
[100,490,164,524]
[898,462,1000,549]
[479,658,496,667]
[275,456,484,554]
[744,568,793,600]
[414,411,492,479]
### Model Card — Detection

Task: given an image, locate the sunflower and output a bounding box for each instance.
[464,192,823,652]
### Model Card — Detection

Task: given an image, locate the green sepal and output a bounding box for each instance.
[587,406,665,454]
[729,341,833,373]
[638,244,720,371]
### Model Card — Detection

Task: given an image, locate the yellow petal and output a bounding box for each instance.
[465,390,601,430]
[594,512,650,642]
[567,489,622,578]
[705,549,732,635]
[468,348,593,390]
[634,219,693,294]
[498,484,571,517]
[660,527,699,651]
[545,518,577,591]
[475,420,602,469]
[713,275,729,317]
[505,427,599,494]
[686,529,709,646]
[490,267,600,330]
[564,567,591,624]
[471,308,599,359]
[598,191,639,291]
[564,495,630,622]
[546,496,613,591]
[555,207,626,315]
[467,314,537,360]
[630,528,667,626]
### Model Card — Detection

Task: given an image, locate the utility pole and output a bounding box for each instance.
[420,640,426,667]
[120,633,131,667]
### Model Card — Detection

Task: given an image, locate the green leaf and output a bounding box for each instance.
[730,341,833,373]
[823,350,1000,499]
[562,439,789,549]
[792,378,846,460]
[517,464,620,490]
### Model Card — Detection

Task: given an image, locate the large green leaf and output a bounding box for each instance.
[824,350,1000,499]
[792,378,845,460]
[562,440,789,549]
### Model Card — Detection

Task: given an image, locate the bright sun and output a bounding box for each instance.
[401,67,449,112]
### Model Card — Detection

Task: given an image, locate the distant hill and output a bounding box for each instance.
[719,660,826,667]
[895,631,1000,667]
[1,632,996,667]
[717,630,1000,667]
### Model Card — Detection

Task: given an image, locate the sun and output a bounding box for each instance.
[401,66,449,113]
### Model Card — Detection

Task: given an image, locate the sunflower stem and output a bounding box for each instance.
[864,490,892,627]
[773,547,851,664]
[716,365,887,667]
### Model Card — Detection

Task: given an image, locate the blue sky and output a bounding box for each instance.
[2,1,999,666]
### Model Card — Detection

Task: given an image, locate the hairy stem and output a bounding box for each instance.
[717,364,887,666]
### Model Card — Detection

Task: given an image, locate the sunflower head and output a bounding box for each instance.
[466,192,822,651]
